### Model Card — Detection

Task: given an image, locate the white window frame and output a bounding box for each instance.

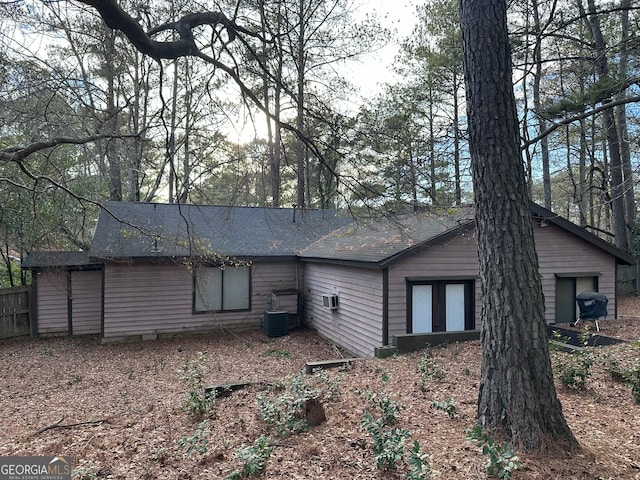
[194,266,251,312]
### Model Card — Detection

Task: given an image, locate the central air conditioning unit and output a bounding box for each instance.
[322,293,339,310]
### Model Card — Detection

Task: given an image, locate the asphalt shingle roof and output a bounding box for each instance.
[24,201,633,268]
[90,201,352,259]
[22,251,94,268]
[300,207,476,264]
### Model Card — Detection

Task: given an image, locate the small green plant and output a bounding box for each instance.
[262,347,291,358]
[623,341,640,403]
[149,447,169,464]
[361,411,411,470]
[624,365,640,404]
[466,426,521,479]
[360,387,410,470]
[599,352,627,382]
[360,390,402,426]
[72,464,97,480]
[555,352,593,389]
[405,440,435,480]
[553,331,595,390]
[548,329,570,351]
[312,367,342,400]
[417,351,446,390]
[177,419,210,458]
[257,372,324,437]
[180,351,216,418]
[431,397,457,418]
[225,436,273,479]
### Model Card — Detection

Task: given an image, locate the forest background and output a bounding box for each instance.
[1,0,638,287]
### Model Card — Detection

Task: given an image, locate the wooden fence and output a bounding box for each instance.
[0,286,31,339]
[617,262,639,296]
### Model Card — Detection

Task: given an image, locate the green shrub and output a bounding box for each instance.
[406,440,435,480]
[555,352,593,390]
[548,329,570,351]
[360,390,401,427]
[257,371,334,437]
[625,341,640,403]
[72,464,97,480]
[225,436,273,479]
[361,411,411,470]
[466,426,521,479]
[553,334,594,390]
[262,348,291,358]
[431,397,457,418]
[360,385,434,477]
[599,352,627,382]
[177,420,210,458]
[625,366,640,404]
[312,368,342,400]
[180,351,215,418]
[360,388,410,470]
[417,351,446,390]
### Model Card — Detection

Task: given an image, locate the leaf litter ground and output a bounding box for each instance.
[2,297,640,479]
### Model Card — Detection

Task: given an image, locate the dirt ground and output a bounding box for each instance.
[2,297,640,479]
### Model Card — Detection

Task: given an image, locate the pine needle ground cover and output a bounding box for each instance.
[2,298,640,479]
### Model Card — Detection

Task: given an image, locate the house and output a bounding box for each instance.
[24,202,351,341]
[23,201,633,357]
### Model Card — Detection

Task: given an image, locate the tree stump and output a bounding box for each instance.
[304,398,326,427]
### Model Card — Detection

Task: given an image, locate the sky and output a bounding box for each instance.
[231,0,421,141]
[349,0,420,99]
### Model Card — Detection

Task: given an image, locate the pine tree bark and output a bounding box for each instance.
[459,0,579,451]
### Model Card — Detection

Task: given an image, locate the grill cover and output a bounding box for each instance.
[576,291,608,319]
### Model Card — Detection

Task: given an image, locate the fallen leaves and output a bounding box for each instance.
[1,298,640,479]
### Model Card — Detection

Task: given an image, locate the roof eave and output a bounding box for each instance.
[299,256,382,269]
[379,220,477,268]
[530,203,634,265]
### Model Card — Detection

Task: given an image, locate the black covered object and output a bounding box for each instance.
[576,291,608,319]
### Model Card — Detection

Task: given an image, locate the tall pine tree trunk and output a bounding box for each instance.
[617,0,635,248]
[459,0,578,451]
[295,0,306,209]
[581,0,627,251]
[105,28,122,201]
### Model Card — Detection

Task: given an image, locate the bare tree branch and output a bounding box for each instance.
[75,0,260,60]
[0,134,134,163]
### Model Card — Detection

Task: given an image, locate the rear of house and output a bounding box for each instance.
[301,205,632,357]
[33,202,348,341]
[100,259,300,341]
[22,202,632,357]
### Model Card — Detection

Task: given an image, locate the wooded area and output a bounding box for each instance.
[1,0,639,288]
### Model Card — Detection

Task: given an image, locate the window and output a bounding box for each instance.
[194,266,250,312]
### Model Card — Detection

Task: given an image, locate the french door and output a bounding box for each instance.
[409,280,474,333]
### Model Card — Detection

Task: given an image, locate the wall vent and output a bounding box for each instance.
[322,293,339,310]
